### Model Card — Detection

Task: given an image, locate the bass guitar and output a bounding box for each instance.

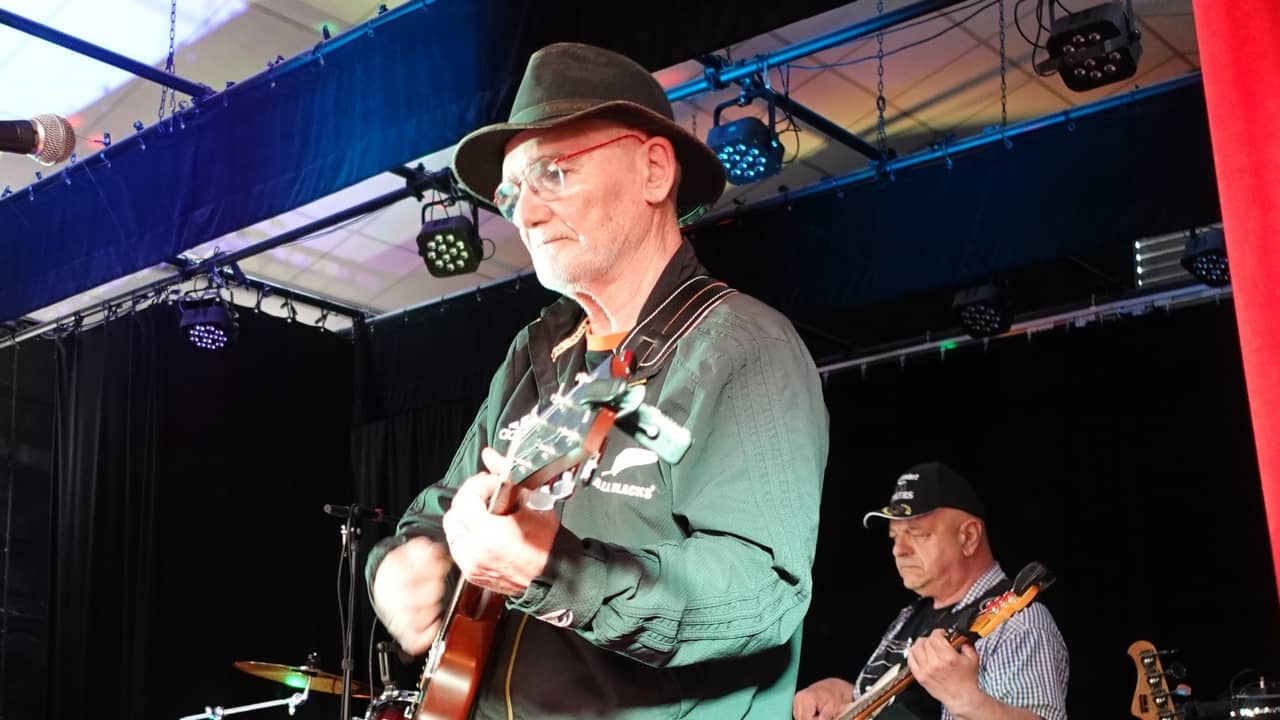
[836,562,1057,720]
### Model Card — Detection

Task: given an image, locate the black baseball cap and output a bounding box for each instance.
[861,462,986,527]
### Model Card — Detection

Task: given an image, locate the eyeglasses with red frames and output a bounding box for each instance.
[493,133,644,222]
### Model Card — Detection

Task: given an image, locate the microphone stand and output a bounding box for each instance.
[337,510,360,720]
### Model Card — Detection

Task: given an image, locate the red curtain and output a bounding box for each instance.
[1191,1,1280,597]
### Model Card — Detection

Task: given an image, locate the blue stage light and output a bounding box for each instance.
[180,297,238,350]
[707,116,784,186]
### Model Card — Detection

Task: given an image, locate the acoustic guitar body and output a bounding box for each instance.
[415,585,504,720]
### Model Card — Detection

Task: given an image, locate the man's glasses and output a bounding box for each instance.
[493,133,644,222]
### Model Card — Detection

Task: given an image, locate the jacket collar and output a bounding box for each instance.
[526,241,707,394]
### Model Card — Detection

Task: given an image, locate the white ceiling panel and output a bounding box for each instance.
[0,0,247,119]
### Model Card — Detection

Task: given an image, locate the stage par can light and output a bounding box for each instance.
[707,116,785,186]
[179,297,239,350]
[953,283,1013,338]
[417,215,482,278]
[1180,227,1230,288]
[1038,2,1142,92]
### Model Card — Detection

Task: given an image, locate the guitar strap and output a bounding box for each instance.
[615,274,737,382]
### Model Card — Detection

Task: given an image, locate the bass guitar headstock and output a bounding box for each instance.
[1129,640,1180,720]
[963,562,1056,640]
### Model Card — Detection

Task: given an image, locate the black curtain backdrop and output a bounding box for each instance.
[352,285,1277,717]
[799,300,1278,716]
[47,305,355,720]
[0,339,56,720]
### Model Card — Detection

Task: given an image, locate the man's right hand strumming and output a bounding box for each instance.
[793,677,856,720]
[371,536,452,656]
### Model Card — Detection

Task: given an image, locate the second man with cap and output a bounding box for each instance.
[794,462,1069,720]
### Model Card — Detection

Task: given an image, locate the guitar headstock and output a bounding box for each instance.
[965,562,1055,639]
[502,352,634,496]
[1129,640,1179,720]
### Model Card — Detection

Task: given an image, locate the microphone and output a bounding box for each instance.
[0,114,75,165]
[322,503,393,524]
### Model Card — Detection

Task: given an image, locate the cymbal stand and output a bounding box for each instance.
[178,679,310,719]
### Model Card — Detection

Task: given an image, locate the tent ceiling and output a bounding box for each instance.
[0,0,1200,329]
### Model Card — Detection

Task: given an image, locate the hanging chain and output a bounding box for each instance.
[875,0,887,157]
[998,0,1008,129]
[157,0,178,122]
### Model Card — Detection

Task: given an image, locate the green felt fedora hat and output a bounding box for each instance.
[451,42,725,224]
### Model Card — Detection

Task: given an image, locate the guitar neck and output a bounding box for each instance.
[838,633,968,720]
[485,481,519,515]
[838,667,914,720]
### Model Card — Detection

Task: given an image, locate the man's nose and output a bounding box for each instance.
[892,536,912,557]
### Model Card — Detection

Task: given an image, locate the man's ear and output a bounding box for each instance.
[959,518,983,556]
[640,136,678,205]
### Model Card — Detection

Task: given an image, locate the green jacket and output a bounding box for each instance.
[367,242,829,719]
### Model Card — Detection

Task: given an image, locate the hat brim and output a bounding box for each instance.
[861,507,937,528]
[451,100,725,225]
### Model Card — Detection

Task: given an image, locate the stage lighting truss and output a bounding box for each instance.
[417,189,485,278]
[707,91,785,186]
[953,282,1013,339]
[1034,0,1143,92]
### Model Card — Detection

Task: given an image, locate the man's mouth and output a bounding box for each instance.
[534,236,571,247]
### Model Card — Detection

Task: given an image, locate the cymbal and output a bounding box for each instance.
[233,661,375,698]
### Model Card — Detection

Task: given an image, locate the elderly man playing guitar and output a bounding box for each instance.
[366,42,829,720]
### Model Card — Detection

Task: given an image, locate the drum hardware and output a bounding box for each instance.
[178,664,316,720]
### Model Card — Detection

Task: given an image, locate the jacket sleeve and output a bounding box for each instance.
[509,307,829,668]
